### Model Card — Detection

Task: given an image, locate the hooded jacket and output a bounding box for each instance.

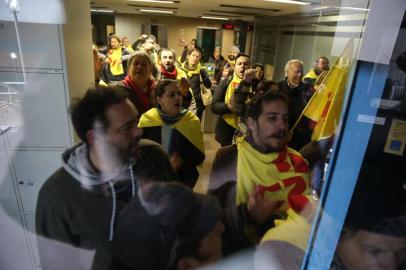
[36,139,177,270]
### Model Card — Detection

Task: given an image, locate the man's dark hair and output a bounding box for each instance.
[70,86,129,144]
[317,56,329,63]
[246,90,289,121]
[114,181,220,270]
[255,80,278,93]
[154,79,179,98]
[253,63,264,70]
[158,48,176,60]
[235,53,250,62]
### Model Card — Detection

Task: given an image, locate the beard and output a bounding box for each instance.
[163,64,174,71]
[248,130,288,153]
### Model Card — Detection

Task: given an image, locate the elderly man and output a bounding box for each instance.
[36,87,176,270]
[209,91,310,253]
[156,48,197,114]
[278,59,313,150]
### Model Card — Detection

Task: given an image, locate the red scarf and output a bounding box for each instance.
[159,65,178,80]
[123,75,156,113]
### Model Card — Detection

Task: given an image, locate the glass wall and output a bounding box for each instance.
[0,0,405,269]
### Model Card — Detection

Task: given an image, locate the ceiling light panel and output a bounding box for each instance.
[263,0,311,5]
[139,9,174,13]
[201,16,230,20]
[128,0,178,3]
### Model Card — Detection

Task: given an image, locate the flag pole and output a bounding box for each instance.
[289,65,335,133]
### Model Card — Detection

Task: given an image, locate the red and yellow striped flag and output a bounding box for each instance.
[301,39,354,141]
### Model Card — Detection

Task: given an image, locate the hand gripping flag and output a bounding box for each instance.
[292,39,354,141]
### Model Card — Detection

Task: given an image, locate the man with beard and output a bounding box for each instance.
[211,53,254,146]
[278,59,313,151]
[209,90,310,219]
[156,48,197,114]
[35,87,177,270]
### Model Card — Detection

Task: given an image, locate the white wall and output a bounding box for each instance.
[253,16,365,81]
[115,14,238,59]
[63,0,95,99]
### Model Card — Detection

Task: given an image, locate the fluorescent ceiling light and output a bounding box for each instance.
[263,0,310,5]
[201,16,230,20]
[312,6,331,10]
[3,82,25,85]
[336,6,370,11]
[91,9,115,13]
[128,0,175,3]
[139,9,174,13]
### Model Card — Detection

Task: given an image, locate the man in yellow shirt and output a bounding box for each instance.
[209,90,311,254]
[210,90,310,215]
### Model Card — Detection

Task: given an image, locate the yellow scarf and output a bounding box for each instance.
[304,69,319,80]
[226,58,236,66]
[108,47,124,76]
[236,138,310,215]
[124,45,134,52]
[138,108,204,153]
[223,74,243,128]
[260,208,311,251]
[182,62,202,78]
[176,67,187,81]
[260,195,317,251]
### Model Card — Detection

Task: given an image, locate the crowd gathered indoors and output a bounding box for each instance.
[35,33,406,270]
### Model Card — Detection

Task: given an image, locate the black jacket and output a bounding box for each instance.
[141,126,205,188]
[183,67,212,118]
[35,140,177,270]
[211,77,251,146]
[278,78,313,151]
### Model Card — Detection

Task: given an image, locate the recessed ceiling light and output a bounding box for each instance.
[128,0,175,3]
[201,16,230,20]
[263,0,310,5]
[336,6,370,11]
[139,9,174,13]
[91,9,115,13]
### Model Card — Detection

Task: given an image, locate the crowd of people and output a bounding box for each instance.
[35,33,406,270]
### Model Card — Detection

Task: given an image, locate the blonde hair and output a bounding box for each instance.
[128,51,153,68]
[284,59,304,76]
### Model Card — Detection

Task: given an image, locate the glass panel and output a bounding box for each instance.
[0,0,405,270]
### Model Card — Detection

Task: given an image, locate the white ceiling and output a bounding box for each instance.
[90,0,329,21]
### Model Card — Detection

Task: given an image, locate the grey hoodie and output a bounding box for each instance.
[36,139,177,270]
[63,143,137,242]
